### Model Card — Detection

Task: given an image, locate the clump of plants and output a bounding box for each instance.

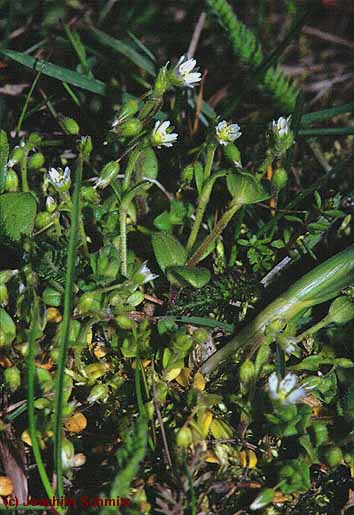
[0,2,354,514]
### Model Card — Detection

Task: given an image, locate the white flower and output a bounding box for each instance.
[283,336,299,355]
[46,195,57,213]
[133,262,159,285]
[272,116,291,138]
[151,120,178,148]
[174,55,202,88]
[48,166,71,192]
[215,120,242,146]
[268,372,312,405]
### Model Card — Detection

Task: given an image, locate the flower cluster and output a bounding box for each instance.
[268,372,313,405]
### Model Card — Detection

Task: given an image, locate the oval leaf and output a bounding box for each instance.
[166,266,211,288]
[152,231,187,272]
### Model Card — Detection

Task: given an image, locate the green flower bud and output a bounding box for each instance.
[176,426,193,448]
[144,400,154,420]
[42,287,62,307]
[325,446,343,467]
[116,314,135,330]
[181,164,194,184]
[28,133,42,147]
[62,117,80,135]
[224,144,241,167]
[87,384,109,404]
[62,438,75,472]
[81,186,100,203]
[154,65,169,97]
[46,196,57,213]
[0,285,8,306]
[114,99,139,125]
[8,146,24,167]
[193,328,209,344]
[118,118,143,137]
[327,296,354,325]
[4,367,21,393]
[250,488,275,511]
[35,212,52,229]
[95,161,120,189]
[80,136,93,159]
[271,167,288,192]
[77,292,102,314]
[5,169,19,191]
[28,152,45,170]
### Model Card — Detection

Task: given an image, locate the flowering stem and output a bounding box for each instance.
[120,206,128,276]
[122,147,141,191]
[187,200,242,266]
[20,151,29,192]
[204,143,216,180]
[200,245,354,376]
[54,152,83,500]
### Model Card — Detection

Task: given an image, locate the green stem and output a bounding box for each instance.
[187,201,241,266]
[204,143,216,180]
[200,245,354,376]
[28,298,63,512]
[79,214,90,259]
[20,152,29,192]
[187,192,211,253]
[120,206,128,276]
[296,317,329,342]
[122,147,141,191]
[54,153,83,499]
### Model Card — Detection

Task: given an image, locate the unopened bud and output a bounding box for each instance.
[271,167,288,192]
[28,152,45,170]
[118,118,142,138]
[5,169,19,191]
[176,426,193,448]
[62,117,80,136]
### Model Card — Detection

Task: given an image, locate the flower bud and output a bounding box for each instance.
[46,196,57,213]
[327,296,354,325]
[87,384,109,404]
[28,133,42,147]
[62,117,80,135]
[224,143,241,167]
[271,167,288,192]
[154,65,169,97]
[62,438,75,472]
[81,185,100,203]
[118,118,143,138]
[176,426,193,448]
[250,488,275,511]
[28,152,45,170]
[4,366,21,392]
[35,212,52,229]
[80,136,93,159]
[181,164,194,184]
[5,169,19,191]
[8,146,24,167]
[112,99,139,126]
[193,328,209,344]
[239,359,256,388]
[95,161,120,189]
[42,287,62,307]
[312,422,328,447]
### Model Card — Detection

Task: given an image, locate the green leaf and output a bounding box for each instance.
[90,28,155,77]
[152,231,187,272]
[298,127,354,137]
[0,308,16,346]
[0,192,37,242]
[227,172,270,204]
[166,266,211,288]
[0,131,9,194]
[0,49,106,96]
[301,101,354,126]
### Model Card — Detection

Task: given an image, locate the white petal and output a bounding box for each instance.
[179,58,196,74]
[268,372,279,397]
[280,373,298,394]
[285,387,306,404]
[153,120,161,133]
[159,120,170,133]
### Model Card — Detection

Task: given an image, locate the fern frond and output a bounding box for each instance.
[206,0,298,112]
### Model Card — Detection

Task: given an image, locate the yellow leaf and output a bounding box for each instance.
[239,449,257,468]
[0,476,13,496]
[65,412,87,433]
[193,371,205,391]
[175,367,191,387]
[164,368,182,382]
[46,307,62,323]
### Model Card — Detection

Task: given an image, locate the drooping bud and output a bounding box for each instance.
[62,117,80,136]
[94,161,120,189]
[326,296,354,325]
[46,195,57,213]
[112,99,139,127]
[271,167,288,192]
[224,143,242,167]
[35,211,52,229]
[154,64,169,97]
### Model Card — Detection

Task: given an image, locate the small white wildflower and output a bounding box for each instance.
[136,262,159,284]
[174,55,202,88]
[283,336,299,355]
[215,120,242,146]
[272,116,291,138]
[151,120,178,148]
[46,195,57,213]
[48,166,71,192]
[268,372,311,405]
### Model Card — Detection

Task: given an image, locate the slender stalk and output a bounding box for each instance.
[28,298,62,511]
[200,245,354,376]
[54,153,83,499]
[122,147,141,191]
[187,201,241,266]
[119,206,128,276]
[20,151,29,192]
[203,143,216,180]
[187,190,212,253]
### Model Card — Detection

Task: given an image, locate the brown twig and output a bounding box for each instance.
[187,12,207,58]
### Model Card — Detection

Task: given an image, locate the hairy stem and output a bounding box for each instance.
[120,206,128,276]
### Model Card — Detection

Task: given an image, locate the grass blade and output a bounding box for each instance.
[301,101,354,125]
[298,127,354,137]
[0,48,106,96]
[89,28,156,76]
